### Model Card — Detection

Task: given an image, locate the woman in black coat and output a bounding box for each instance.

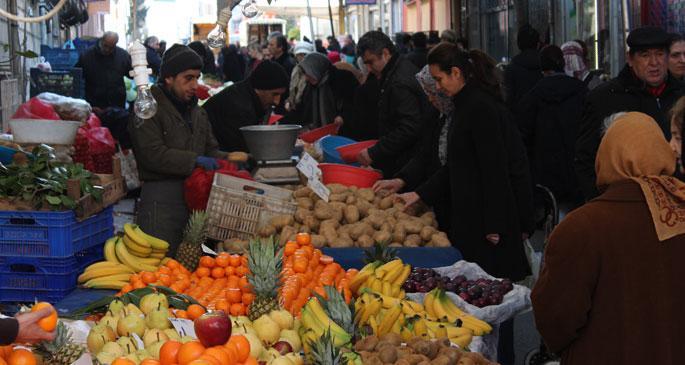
[398,43,533,282]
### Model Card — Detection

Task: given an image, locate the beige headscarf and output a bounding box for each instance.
[596,112,685,241]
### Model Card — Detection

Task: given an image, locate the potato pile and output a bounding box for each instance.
[353,333,495,365]
[258,184,451,248]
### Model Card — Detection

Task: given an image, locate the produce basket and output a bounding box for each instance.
[0,244,103,303]
[206,173,297,241]
[0,205,113,258]
[71,157,126,219]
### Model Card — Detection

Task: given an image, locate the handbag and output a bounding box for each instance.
[116,144,141,191]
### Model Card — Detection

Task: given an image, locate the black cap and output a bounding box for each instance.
[627,26,670,53]
[249,60,289,90]
[159,44,203,80]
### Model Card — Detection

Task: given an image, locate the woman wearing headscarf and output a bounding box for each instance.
[287,53,358,129]
[373,65,451,231]
[532,112,685,364]
[561,40,603,90]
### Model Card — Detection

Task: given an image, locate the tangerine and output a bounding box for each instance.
[141,271,157,284]
[235,266,248,277]
[0,357,7,365]
[241,358,258,365]
[140,359,161,365]
[241,293,254,306]
[196,267,210,278]
[211,267,225,279]
[228,303,245,316]
[174,309,188,319]
[204,347,234,365]
[295,232,311,246]
[110,358,135,365]
[185,360,212,365]
[197,355,221,365]
[186,304,206,320]
[199,257,215,268]
[6,349,35,365]
[215,256,229,268]
[227,335,250,362]
[177,341,205,365]
[32,302,57,332]
[228,255,241,268]
[225,288,242,304]
[166,259,181,269]
[0,346,13,359]
[159,341,182,365]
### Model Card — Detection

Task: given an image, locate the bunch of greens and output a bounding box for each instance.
[0,145,102,210]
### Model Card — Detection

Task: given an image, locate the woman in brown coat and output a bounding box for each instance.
[532,112,685,364]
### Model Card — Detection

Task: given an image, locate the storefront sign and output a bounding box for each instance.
[346,0,377,5]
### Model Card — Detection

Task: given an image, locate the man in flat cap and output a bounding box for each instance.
[575,26,685,200]
[203,60,290,152]
[129,44,226,254]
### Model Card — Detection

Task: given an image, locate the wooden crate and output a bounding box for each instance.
[71,157,126,219]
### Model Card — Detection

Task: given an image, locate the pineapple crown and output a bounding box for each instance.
[36,322,73,355]
[308,330,343,365]
[314,286,355,335]
[363,242,398,265]
[246,236,283,296]
[182,211,208,245]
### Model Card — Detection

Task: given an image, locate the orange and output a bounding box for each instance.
[159,341,182,365]
[140,359,161,365]
[0,357,7,365]
[215,299,229,312]
[120,283,134,294]
[6,349,35,365]
[186,304,206,320]
[166,259,181,269]
[283,242,299,256]
[238,277,250,292]
[214,256,229,268]
[197,355,221,365]
[241,358,258,365]
[110,358,135,365]
[31,302,57,332]
[227,335,250,362]
[199,256,215,268]
[211,267,225,279]
[0,346,14,359]
[221,344,238,364]
[241,293,254,306]
[204,348,234,365]
[177,341,206,365]
[225,288,242,304]
[141,271,157,284]
[159,266,172,275]
[228,255,241,268]
[174,309,188,319]
[133,281,147,289]
[295,232,311,246]
[159,274,173,287]
[185,360,212,365]
[228,303,245,316]
[196,267,210,278]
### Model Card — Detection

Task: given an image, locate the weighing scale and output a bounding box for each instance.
[252,156,301,185]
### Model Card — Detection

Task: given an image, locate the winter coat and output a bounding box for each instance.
[516,74,587,204]
[75,43,132,109]
[503,49,542,109]
[416,83,533,281]
[532,180,685,364]
[369,55,430,178]
[574,65,685,200]
[273,52,297,78]
[339,75,380,141]
[406,47,428,70]
[145,45,162,77]
[203,79,265,153]
[129,85,225,182]
[221,45,246,83]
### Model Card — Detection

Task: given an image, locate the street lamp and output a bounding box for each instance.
[207,0,260,49]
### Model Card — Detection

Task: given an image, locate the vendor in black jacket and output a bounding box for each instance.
[356,31,429,178]
[575,26,685,200]
[203,61,289,152]
[0,307,55,345]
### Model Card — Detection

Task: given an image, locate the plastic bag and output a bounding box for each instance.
[88,127,116,173]
[36,92,92,122]
[73,128,94,171]
[184,160,253,211]
[11,97,61,120]
[406,261,532,361]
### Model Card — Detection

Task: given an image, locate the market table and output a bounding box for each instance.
[54,288,116,316]
[322,247,462,269]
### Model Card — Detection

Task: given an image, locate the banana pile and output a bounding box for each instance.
[349,259,411,298]
[78,224,170,290]
[354,288,492,349]
[300,297,352,350]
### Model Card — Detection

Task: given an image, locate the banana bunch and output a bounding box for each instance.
[78,261,135,289]
[424,288,492,337]
[349,259,411,298]
[122,223,169,259]
[300,298,353,351]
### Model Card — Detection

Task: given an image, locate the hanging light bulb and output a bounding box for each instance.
[241,0,259,18]
[128,42,158,124]
[208,6,233,48]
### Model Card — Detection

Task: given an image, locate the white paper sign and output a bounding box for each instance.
[168,317,197,338]
[201,244,218,256]
[131,333,145,349]
[308,178,330,202]
[296,152,322,180]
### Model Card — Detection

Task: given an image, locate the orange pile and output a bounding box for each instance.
[280,233,358,315]
[119,259,193,294]
[152,335,254,365]
[0,346,37,365]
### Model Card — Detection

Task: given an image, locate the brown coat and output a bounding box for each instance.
[531,180,685,364]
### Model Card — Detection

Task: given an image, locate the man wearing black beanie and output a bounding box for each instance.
[129,44,227,254]
[204,60,289,153]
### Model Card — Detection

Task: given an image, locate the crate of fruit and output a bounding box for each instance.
[0,205,113,258]
[0,244,102,303]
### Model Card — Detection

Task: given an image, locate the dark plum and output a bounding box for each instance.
[458,292,470,301]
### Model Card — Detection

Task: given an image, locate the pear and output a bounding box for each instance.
[87,325,116,354]
[101,342,125,357]
[142,329,169,347]
[108,299,125,315]
[253,315,280,344]
[126,303,144,317]
[244,333,265,359]
[269,310,294,330]
[100,311,120,335]
[146,341,164,360]
[145,307,171,330]
[180,336,195,343]
[118,313,146,337]
[116,336,138,354]
[278,329,302,352]
[139,293,169,315]
[231,324,257,337]
[135,349,150,361]
[124,353,141,365]
[233,316,253,327]
[292,318,302,332]
[164,329,181,341]
[261,348,281,362]
[96,351,119,365]
[271,357,295,365]
[285,353,304,365]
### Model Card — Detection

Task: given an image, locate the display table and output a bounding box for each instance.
[55,288,116,316]
[322,247,462,269]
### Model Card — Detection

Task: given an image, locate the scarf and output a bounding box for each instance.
[561,41,589,81]
[416,65,454,165]
[299,53,337,127]
[596,112,685,241]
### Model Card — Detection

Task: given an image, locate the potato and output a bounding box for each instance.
[296,197,314,210]
[379,195,394,210]
[395,211,411,221]
[344,205,360,224]
[404,234,421,247]
[389,242,403,247]
[314,201,335,220]
[299,225,311,234]
[311,234,326,248]
[376,189,391,198]
[403,218,425,234]
[320,219,340,231]
[437,348,462,364]
[269,214,294,230]
[303,215,320,231]
[393,223,407,243]
[293,186,312,198]
[356,200,374,217]
[420,226,437,242]
[431,232,451,247]
[279,226,297,245]
[429,355,452,365]
[345,194,357,205]
[357,188,375,202]
[372,196,382,207]
[380,222,392,233]
[329,193,348,202]
[378,346,398,363]
[357,234,374,248]
[330,236,354,248]
[327,183,348,194]
[320,226,337,243]
[373,230,391,244]
[294,208,310,224]
[330,201,347,212]
[257,224,277,237]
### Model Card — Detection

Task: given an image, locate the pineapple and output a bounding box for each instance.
[315,286,355,335]
[34,322,86,365]
[363,242,398,265]
[308,330,343,365]
[246,236,283,321]
[176,211,208,271]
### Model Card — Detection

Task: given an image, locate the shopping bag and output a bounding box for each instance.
[116,145,140,191]
[184,160,253,211]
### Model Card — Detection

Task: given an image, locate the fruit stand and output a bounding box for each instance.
[0,122,532,365]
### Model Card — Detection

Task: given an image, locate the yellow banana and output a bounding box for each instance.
[306,299,351,340]
[391,283,401,297]
[431,294,451,322]
[424,290,437,319]
[160,257,172,266]
[78,266,133,283]
[446,326,473,338]
[83,261,131,272]
[134,226,169,250]
[368,315,379,335]
[123,223,151,248]
[115,240,158,272]
[400,326,413,342]
[393,264,412,286]
[104,237,119,263]
[440,293,466,318]
[360,296,382,325]
[375,259,403,279]
[85,274,132,284]
[83,279,129,290]
[412,317,428,339]
[450,333,473,348]
[123,235,152,256]
[391,319,402,335]
[149,252,166,259]
[382,281,392,297]
[382,262,406,284]
[136,257,161,266]
[405,300,425,313]
[401,302,419,317]
[377,306,402,336]
[458,315,492,335]
[370,277,383,293]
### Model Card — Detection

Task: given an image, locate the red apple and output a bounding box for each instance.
[194,311,232,347]
[272,341,293,355]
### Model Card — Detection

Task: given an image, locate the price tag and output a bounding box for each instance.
[131,333,145,349]
[308,178,330,202]
[168,318,196,338]
[296,152,321,180]
[201,244,217,256]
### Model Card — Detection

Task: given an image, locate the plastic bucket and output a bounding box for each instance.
[319,163,382,188]
[336,140,378,163]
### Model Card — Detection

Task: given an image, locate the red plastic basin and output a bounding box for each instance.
[299,123,341,143]
[319,163,383,188]
[335,140,378,163]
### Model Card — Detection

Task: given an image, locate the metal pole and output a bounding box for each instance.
[306,0,315,40]
[132,0,138,42]
[379,0,385,32]
[339,0,345,34]
[328,0,336,38]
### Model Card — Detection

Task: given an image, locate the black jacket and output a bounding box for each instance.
[203,79,265,152]
[368,55,430,178]
[406,47,428,70]
[416,83,533,281]
[220,46,246,83]
[575,65,685,200]
[145,45,162,77]
[273,52,296,78]
[516,74,587,203]
[503,49,542,109]
[75,43,132,109]
[339,75,380,141]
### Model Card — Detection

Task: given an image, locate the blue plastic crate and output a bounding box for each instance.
[40,45,80,70]
[0,146,18,165]
[319,135,356,164]
[0,206,113,257]
[29,68,84,99]
[0,245,103,303]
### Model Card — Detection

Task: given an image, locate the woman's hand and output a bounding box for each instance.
[373,178,405,193]
[486,234,500,245]
[333,116,344,125]
[396,192,421,211]
[357,148,373,166]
